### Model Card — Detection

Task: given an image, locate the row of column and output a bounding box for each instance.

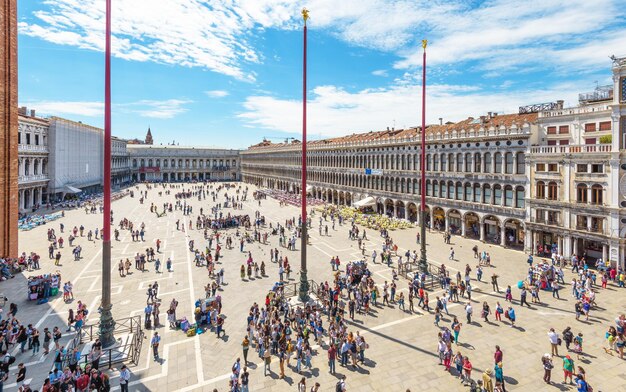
[19,186,45,210]
[527,230,610,262]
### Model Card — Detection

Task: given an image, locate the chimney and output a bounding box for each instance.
[439,118,443,125]
[487,111,492,119]
[480,115,487,124]
[387,127,390,131]
[556,100,564,109]
[18,106,27,115]
[30,109,36,117]
[493,112,498,117]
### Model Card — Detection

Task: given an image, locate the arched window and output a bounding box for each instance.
[148,159,153,167]
[171,159,176,167]
[464,183,472,201]
[484,153,492,173]
[132,159,137,168]
[483,184,492,203]
[494,153,502,173]
[456,153,463,172]
[577,184,588,203]
[440,154,447,172]
[140,159,145,167]
[426,154,432,171]
[536,181,545,199]
[156,159,160,167]
[591,184,603,205]
[448,153,454,171]
[515,186,525,208]
[164,159,168,168]
[465,153,472,172]
[474,184,481,203]
[448,181,454,198]
[441,182,447,198]
[33,160,39,175]
[474,153,481,172]
[494,185,502,205]
[433,181,439,197]
[426,180,432,196]
[456,181,463,200]
[548,182,558,200]
[504,185,513,207]
[505,152,514,174]
[433,154,439,171]
[516,152,525,174]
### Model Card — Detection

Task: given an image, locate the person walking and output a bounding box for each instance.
[151,332,161,361]
[119,365,131,392]
[548,328,560,357]
[541,353,553,384]
[242,336,250,364]
[263,349,272,376]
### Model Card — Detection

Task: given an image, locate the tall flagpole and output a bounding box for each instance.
[100,0,115,347]
[418,39,428,274]
[298,8,310,302]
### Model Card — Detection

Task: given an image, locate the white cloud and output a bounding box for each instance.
[205,90,229,98]
[19,0,626,79]
[22,101,104,117]
[238,81,580,138]
[23,99,191,119]
[125,99,192,119]
[371,70,388,77]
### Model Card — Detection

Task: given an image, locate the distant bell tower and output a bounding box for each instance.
[145,127,153,145]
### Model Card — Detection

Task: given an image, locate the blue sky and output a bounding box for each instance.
[18,0,626,148]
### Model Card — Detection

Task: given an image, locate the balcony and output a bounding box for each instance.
[575,224,605,234]
[530,144,612,155]
[18,144,48,153]
[531,217,561,226]
[18,174,49,183]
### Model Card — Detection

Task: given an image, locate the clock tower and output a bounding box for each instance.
[145,127,153,145]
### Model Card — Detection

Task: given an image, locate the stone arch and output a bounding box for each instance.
[503,218,524,248]
[463,211,481,239]
[432,206,446,231]
[482,215,501,244]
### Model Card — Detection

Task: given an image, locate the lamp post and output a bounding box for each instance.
[418,39,429,274]
[100,0,115,348]
[298,8,310,302]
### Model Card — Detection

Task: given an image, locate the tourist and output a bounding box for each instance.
[151,332,160,361]
[541,353,553,384]
[548,328,560,357]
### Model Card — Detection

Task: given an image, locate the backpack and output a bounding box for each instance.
[336,381,343,392]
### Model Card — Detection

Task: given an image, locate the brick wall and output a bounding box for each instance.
[0,0,19,257]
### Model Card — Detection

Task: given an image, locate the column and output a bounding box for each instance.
[445,214,450,232]
[18,189,23,210]
[572,237,578,256]
[602,245,608,262]
[461,218,466,237]
[480,221,485,242]
[587,187,592,204]
[563,235,572,259]
[430,211,434,229]
[500,224,506,246]
[587,217,592,232]
[557,236,562,255]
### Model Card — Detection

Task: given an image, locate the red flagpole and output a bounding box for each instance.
[299,9,310,302]
[100,0,115,347]
[419,40,428,273]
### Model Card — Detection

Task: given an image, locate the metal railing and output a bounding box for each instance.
[282,280,320,298]
[66,316,143,369]
[398,261,438,289]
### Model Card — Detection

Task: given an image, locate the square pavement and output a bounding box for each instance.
[4,183,624,391]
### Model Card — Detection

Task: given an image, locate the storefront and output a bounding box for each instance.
[433,208,445,231]
[505,220,524,248]
[464,213,480,239]
[483,216,500,243]
[448,210,462,235]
